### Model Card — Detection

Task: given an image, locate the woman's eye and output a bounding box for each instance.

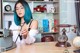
[21,7,24,9]
[16,7,24,10]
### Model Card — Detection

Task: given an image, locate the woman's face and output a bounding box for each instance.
[16,3,25,18]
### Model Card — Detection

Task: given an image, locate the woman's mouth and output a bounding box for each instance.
[19,13,22,15]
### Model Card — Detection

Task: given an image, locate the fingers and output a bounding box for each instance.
[21,29,28,36]
[21,29,27,33]
[20,29,28,39]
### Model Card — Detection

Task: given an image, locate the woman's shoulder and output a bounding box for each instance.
[32,19,38,24]
[30,19,38,29]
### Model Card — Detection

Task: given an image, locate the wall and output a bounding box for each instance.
[60,0,77,41]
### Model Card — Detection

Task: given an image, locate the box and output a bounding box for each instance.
[42,19,49,32]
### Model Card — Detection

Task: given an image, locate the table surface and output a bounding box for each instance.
[4,42,76,53]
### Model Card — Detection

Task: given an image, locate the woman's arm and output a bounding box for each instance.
[30,20,38,29]
[21,20,39,44]
[21,20,38,38]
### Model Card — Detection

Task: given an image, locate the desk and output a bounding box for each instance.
[4,42,76,53]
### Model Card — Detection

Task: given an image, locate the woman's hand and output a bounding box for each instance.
[21,29,28,39]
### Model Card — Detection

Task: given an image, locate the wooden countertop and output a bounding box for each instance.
[4,42,76,53]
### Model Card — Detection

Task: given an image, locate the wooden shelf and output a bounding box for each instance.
[3,0,32,3]
[33,11,59,13]
[3,0,59,3]
[41,32,59,34]
[4,11,14,14]
[33,1,59,3]
[3,0,17,2]
[3,11,59,14]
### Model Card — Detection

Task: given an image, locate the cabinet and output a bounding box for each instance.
[2,0,59,33]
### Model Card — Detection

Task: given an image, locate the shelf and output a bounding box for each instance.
[3,0,17,2]
[32,1,59,3]
[41,32,59,34]
[33,12,59,14]
[3,0,32,3]
[4,11,14,14]
[3,12,59,14]
[3,0,59,3]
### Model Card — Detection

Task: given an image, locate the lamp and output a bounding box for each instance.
[55,24,76,47]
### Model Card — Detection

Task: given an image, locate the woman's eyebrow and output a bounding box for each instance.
[16,7,19,9]
[20,5,24,8]
[16,6,23,8]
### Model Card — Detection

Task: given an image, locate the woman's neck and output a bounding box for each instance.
[21,18,25,24]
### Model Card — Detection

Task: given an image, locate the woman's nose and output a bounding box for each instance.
[18,8,21,12]
[19,9,21,12]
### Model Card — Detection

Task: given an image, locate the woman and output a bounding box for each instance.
[10,0,38,45]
